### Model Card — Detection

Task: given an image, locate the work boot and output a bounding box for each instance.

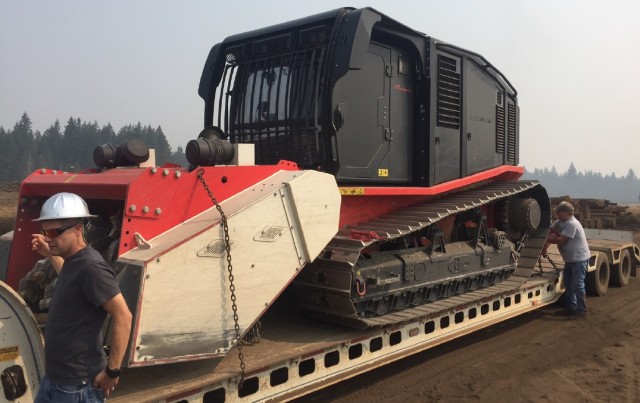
[554,308,575,316]
[567,310,587,320]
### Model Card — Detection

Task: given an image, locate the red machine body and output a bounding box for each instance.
[338,165,523,228]
[6,161,299,289]
[6,162,522,291]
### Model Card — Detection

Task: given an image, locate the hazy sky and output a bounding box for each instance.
[1,1,639,176]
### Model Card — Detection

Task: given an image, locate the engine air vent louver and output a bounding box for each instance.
[496,105,505,153]
[506,103,517,164]
[436,55,461,129]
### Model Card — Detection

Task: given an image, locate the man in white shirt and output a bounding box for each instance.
[546,201,590,318]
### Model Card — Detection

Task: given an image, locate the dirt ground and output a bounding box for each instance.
[2,186,640,402]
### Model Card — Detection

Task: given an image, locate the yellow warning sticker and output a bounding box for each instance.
[378,169,389,177]
[0,346,19,361]
[339,187,365,196]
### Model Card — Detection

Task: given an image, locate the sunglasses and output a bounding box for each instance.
[40,222,80,238]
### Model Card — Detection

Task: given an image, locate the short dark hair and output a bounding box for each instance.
[556,201,574,214]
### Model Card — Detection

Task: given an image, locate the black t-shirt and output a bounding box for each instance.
[45,247,121,384]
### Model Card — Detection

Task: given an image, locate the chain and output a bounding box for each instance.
[196,168,246,387]
[546,254,560,271]
[537,252,560,274]
[536,256,545,275]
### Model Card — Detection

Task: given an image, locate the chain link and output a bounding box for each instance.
[537,251,560,274]
[196,168,246,387]
[543,253,560,271]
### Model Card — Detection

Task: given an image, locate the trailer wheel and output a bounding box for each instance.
[610,249,631,287]
[586,252,609,296]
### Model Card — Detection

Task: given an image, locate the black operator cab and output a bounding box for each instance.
[198,7,518,186]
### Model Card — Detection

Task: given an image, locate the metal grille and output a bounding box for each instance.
[496,105,505,154]
[506,103,517,163]
[213,26,331,168]
[436,55,461,129]
[254,226,285,242]
[197,240,234,258]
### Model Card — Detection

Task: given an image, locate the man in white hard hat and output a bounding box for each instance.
[546,201,590,319]
[31,192,132,402]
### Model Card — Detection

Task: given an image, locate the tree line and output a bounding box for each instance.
[2,113,639,203]
[523,163,640,204]
[0,113,187,182]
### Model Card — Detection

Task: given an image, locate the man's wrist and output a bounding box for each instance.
[105,366,121,379]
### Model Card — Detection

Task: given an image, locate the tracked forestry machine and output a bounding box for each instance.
[1,7,555,401]
[197,7,551,328]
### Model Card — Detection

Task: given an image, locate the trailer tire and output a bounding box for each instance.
[586,252,609,296]
[610,249,631,287]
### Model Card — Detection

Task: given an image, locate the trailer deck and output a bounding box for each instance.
[110,249,563,403]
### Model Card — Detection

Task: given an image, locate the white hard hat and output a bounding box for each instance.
[33,192,97,222]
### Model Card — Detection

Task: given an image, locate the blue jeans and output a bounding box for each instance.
[563,259,588,313]
[35,375,105,403]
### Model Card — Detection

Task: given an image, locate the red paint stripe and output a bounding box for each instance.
[338,166,524,227]
[340,166,523,196]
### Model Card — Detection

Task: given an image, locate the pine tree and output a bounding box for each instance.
[10,113,36,180]
[37,121,62,169]
[0,126,18,181]
[169,146,188,166]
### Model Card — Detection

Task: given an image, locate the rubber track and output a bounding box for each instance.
[305,180,550,328]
